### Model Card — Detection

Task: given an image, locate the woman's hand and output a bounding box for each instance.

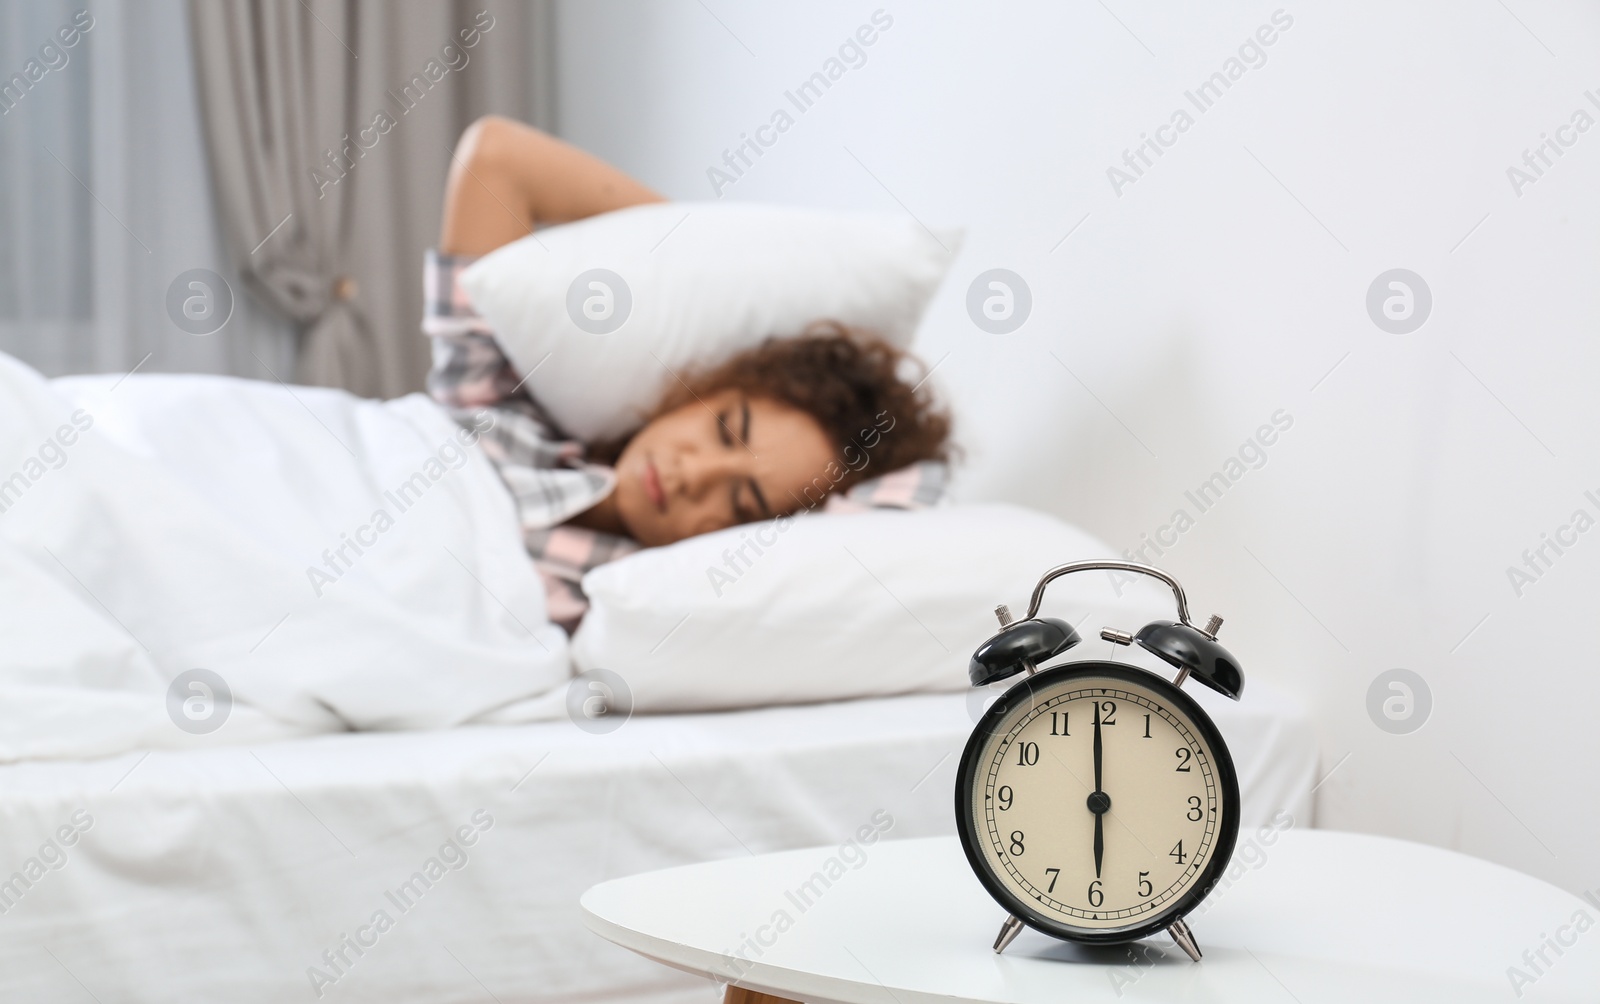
[439,116,666,257]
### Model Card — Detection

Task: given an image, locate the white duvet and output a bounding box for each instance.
[0,352,568,763]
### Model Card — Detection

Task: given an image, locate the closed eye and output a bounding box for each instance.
[731,477,770,524]
[720,398,769,524]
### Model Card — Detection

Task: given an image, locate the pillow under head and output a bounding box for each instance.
[571,504,1173,713]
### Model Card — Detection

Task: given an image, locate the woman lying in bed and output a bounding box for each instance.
[430,117,953,631]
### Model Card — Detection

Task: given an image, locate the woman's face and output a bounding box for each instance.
[612,388,835,546]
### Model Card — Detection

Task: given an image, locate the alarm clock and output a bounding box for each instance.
[954,560,1243,962]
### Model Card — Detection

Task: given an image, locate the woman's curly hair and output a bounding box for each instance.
[643,322,953,499]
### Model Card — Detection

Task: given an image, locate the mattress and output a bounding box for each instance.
[0,685,1316,1003]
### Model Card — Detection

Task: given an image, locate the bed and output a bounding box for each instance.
[0,684,1316,1002]
[0,351,1318,999]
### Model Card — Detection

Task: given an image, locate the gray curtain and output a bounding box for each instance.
[187,0,555,397]
[0,0,297,380]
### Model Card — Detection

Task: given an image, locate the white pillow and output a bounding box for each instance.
[570,504,1173,713]
[458,202,962,442]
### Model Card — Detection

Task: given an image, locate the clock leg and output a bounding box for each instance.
[723,988,801,1004]
[1167,917,1202,962]
[992,914,1024,954]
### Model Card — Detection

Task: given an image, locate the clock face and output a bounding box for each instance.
[956,662,1239,941]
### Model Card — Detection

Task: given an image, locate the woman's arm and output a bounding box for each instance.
[439,116,666,256]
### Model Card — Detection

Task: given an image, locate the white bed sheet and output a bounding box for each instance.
[0,686,1316,1003]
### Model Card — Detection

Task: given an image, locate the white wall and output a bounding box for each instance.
[553,0,1600,894]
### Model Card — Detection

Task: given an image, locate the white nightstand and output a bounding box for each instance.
[582,830,1599,1004]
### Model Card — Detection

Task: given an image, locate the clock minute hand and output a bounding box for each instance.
[1093,700,1102,793]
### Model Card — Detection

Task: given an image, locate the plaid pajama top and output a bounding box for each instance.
[422,249,947,633]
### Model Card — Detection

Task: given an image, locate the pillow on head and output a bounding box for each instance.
[570,504,1174,713]
[458,202,961,443]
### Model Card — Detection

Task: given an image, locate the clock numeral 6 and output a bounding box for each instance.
[1015,741,1039,766]
[1138,871,1152,897]
[997,785,1014,811]
[1175,746,1193,772]
[1186,795,1203,821]
[1009,831,1025,856]
[1087,879,1104,908]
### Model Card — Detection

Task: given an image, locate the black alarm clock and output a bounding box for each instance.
[954,560,1243,962]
